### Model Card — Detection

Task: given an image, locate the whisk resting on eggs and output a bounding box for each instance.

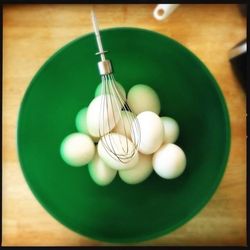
[90,10,141,163]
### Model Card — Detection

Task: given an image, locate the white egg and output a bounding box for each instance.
[75,107,99,142]
[112,110,135,139]
[161,116,179,144]
[86,95,121,138]
[88,153,117,186]
[127,84,161,115]
[95,81,126,100]
[75,107,88,133]
[119,153,153,184]
[132,111,164,155]
[97,133,139,170]
[60,133,95,167]
[153,143,186,179]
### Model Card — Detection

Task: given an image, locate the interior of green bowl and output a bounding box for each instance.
[17,27,230,243]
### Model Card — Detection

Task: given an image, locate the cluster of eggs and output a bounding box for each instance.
[60,84,186,186]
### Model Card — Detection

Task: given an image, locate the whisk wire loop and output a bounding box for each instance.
[98,73,141,163]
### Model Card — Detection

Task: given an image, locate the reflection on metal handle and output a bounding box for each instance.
[153,4,180,21]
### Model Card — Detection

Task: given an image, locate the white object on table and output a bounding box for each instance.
[153,4,180,21]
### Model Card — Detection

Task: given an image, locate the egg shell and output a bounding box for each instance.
[95,81,126,101]
[119,153,153,184]
[75,107,99,142]
[60,133,95,167]
[161,116,179,144]
[127,84,160,115]
[97,133,139,170]
[88,153,117,186]
[132,111,164,155]
[112,111,135,139]
[153,143,186,179]
[75,107,88,133]
[86,95,121,137]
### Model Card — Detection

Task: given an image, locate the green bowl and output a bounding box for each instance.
[17,27,231,243]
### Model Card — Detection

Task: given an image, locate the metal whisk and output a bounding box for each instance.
[91,10,141,163]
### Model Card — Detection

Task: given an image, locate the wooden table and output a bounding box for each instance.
[2,4,246,246]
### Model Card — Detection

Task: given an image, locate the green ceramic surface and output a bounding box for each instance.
[17,27,231,243]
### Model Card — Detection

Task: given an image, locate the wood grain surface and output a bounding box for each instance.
[2,4,246,246]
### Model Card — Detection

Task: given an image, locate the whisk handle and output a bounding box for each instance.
[91,10,106,61]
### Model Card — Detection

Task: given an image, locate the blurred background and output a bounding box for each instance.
[2,4,246,246]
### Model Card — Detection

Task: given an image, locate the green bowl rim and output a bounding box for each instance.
[16,26,231,244]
